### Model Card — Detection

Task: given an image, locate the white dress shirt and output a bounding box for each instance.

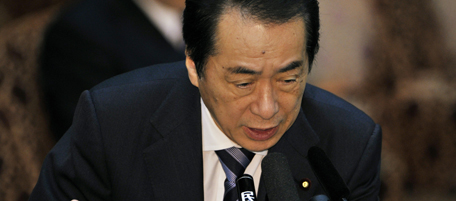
[201,99,268,201]
[133,0,184,50]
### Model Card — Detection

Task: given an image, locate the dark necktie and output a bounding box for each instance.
[215,147,255,201]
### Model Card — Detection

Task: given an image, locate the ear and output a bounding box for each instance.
[185,55,199,87]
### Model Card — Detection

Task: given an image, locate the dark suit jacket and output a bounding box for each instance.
[40,0,185,139]
[30,61,381,201]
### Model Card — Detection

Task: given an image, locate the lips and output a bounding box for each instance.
[243,126,279,141]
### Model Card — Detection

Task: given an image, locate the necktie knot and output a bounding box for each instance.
[216,147,255,201]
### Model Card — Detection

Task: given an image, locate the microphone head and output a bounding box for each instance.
[236,174,257,201]
[307,146,350,200]
[261,152,300,201]
[309,194,330,201]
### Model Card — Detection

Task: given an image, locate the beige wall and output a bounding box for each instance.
[435,0,456,54]
[309,0,456,98]
[308,0,375,95]
[311,1,456,200]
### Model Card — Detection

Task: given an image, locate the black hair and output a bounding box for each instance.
[183,0,320,77]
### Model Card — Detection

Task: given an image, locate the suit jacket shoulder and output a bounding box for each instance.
[300,85,382,200]
[88,61,199,137]
[301,84,377,155]
[30,61,204,200]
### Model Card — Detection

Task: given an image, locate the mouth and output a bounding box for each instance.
[243,126,279,141]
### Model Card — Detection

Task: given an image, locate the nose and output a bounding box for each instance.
[250,81,279,120]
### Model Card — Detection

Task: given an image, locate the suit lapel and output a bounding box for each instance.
[257,108,321,200]
[143,79,204,200]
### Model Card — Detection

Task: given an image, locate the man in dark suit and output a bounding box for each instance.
[31,0,382,200]
[40,0,186,140]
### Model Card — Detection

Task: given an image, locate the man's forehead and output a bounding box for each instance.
[214,9,306,49]
[205,8,307,77]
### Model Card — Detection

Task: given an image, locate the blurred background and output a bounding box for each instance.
[0,0,455,200]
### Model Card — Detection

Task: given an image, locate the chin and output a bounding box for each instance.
[242,140,277,152]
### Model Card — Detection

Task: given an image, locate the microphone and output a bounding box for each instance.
[309,195,330,201]
[307,146,350,201]
[261,152,300,201]
[236,174,257,201]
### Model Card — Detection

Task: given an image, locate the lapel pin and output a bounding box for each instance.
[300,178,312,190]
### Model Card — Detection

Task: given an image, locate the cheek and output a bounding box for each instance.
[200,80,223,103]
[285,85,305,102]
[280,88,305,117]
[204,84,245,117]
[217,98,253,129]
[223,99,250,118]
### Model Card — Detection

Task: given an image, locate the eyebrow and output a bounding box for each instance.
[277,60,304,73]
[227,66,261,75]
[225,60,304,75]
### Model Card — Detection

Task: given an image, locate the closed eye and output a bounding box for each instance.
[283,79,297,83]
[236,82,253,88]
